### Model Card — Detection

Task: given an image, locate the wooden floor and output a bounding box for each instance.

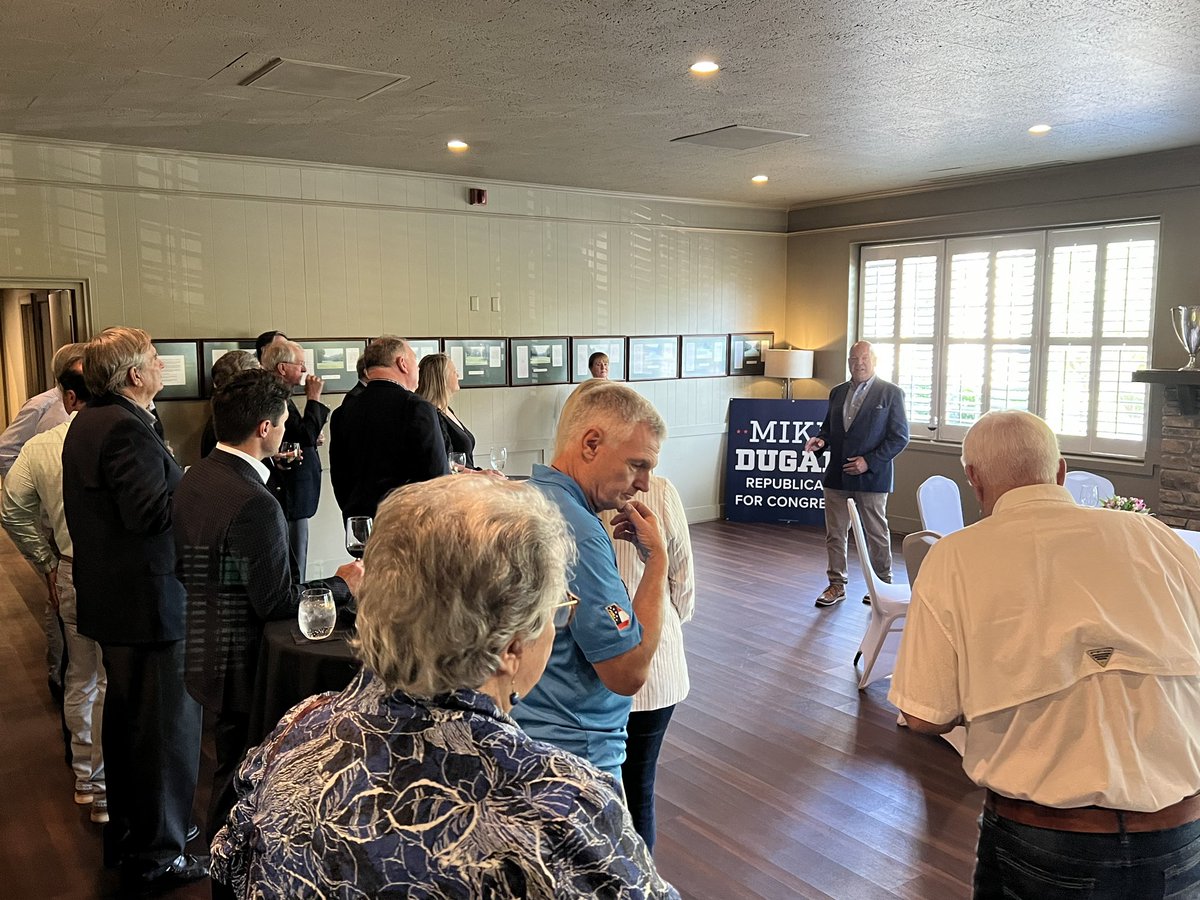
[0,520,980,899]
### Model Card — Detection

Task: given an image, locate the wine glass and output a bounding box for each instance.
[345,516,372,560]
[277,441,300,469]
[298,588,336,640]
[489,446,508,472]
[448,452,468,473]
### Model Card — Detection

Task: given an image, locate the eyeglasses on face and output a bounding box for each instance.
[551,592,580,629]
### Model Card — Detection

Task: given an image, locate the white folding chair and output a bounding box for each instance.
[848,498,911,690]
[902,530,940,584]
[916,475,965,535]
[1172,528,1200,555]
[1063,471,1115,507]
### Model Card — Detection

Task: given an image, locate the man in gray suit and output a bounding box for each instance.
[173,369,362,839]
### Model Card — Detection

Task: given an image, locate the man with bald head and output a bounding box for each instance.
[804,340,909,607]
[891,409,1200,896]
[328,335,447,519]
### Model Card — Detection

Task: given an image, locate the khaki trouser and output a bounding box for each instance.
[822,487,893,586]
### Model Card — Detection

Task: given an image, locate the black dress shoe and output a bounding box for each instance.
[127,854,210,891]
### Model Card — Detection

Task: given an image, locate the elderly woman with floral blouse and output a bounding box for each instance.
[210,476,677,899]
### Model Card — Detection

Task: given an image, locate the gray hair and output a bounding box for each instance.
[961,409,1061,491]
[260,340,302,373]
[355,477,575,697]
[363,335,409,370]
[51,342,87,383]
[554,380,666,459]
[83,326,153,397]
[210,350,259,391]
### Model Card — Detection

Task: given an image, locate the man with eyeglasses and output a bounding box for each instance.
[513,381,669,783]
[260,340,329,582]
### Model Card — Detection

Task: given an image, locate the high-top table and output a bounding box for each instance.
[247,619,361,745]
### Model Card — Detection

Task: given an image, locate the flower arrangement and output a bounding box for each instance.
[1100,495,1152,514]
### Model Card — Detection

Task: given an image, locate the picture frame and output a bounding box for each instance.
[627,335,680,382]
[681,334,729,378]
[291,339,370,394]
[509,337,570,386]
[406,338,442,363]
[571,337,626,382]
[444,338,509,388]
[729,332,774,376]
[200,339,258,395]
[151,340,202,400]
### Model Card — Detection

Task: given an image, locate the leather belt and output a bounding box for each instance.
[58,554,73,562]
[986,789,1200,834]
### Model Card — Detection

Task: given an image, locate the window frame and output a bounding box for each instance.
[856,220,1159,459]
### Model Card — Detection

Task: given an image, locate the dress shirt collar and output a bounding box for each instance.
[991,482,1076,515]
[214,443,271,484]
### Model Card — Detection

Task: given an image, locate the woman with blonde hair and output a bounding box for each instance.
[210,477,678,898]
[417,352,478,469]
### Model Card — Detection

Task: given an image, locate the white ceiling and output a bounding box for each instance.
[4,0,1200,206]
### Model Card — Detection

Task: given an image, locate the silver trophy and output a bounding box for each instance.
[1173,306,1200,370]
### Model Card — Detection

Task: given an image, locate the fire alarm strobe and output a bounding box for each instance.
[468,188,488,205]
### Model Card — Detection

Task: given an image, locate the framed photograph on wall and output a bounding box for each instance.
[730,332,774,376]
[151,340,202,400]
[681,334,729,378]
[444,338,509,388]
[571,337,626,382]
[509,337,569,386]
[292,339,370,394]
[406,338,442,363]
[627,335,680,382]
[200,339,257,395]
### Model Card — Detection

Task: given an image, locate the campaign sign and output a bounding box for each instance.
[725,398,830,524]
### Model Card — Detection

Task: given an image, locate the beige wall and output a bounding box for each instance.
[785,146,1200,531]
[0,134,789,576]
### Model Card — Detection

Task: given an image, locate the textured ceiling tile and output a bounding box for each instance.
[2,0,1200,203]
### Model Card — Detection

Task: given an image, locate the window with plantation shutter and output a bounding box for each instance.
[857,220,1158,457]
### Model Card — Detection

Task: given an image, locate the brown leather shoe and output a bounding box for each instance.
[814,584,846,608]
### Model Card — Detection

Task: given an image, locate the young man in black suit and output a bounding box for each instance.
[173,369,362,838]
[61,327,207,889]
[329,335,448,519]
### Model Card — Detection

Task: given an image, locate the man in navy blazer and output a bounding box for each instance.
[260,339,330,582]
[173,369,362,839]
[805,341,909,608]
[62,327,207,888]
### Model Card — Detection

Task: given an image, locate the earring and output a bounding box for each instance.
[508,680,521,708]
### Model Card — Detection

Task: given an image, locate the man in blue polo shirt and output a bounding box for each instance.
[515,381,668,779]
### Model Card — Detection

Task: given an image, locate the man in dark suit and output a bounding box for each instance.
[173,369,362,838]
[260,339,329,581]
[330,335,448,519]
[804,340,909,608]
[61,327,207,888]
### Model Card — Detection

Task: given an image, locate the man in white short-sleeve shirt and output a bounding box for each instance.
[890,409,1200,898]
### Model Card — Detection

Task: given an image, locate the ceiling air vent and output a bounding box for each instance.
[670,125,808,150]
[240,58,410,100]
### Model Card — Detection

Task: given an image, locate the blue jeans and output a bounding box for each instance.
[620,705,675,853]
[974,808,1200,898]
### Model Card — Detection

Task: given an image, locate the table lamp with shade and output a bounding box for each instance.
[764,349,814,399]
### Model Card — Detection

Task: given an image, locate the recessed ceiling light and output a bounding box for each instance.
[1028,124,1052,135]
[751,174,769,184]
[690,60,720,74]
[447,139,469,152]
